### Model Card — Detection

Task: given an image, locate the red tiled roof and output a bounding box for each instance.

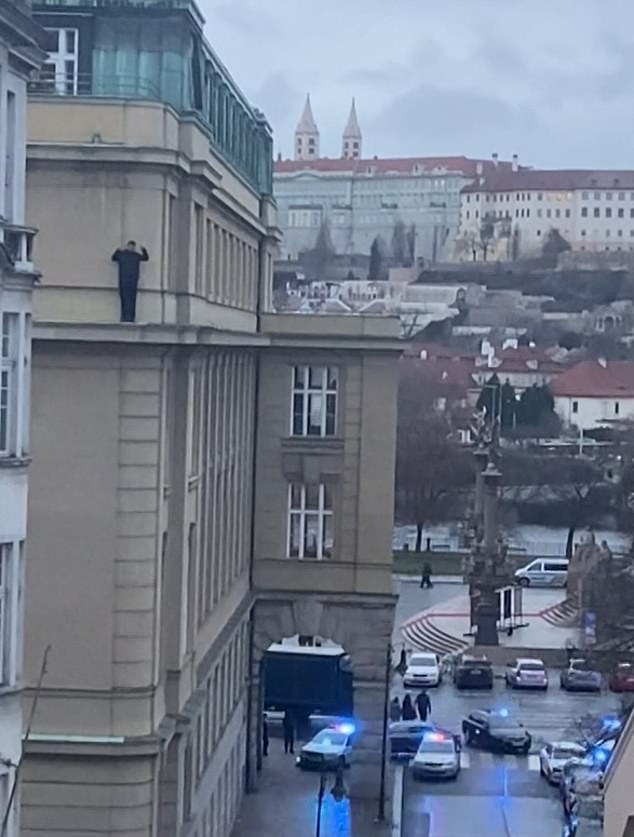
[550,361,634,398]
[274,156,516,178]
[462,169,634,194]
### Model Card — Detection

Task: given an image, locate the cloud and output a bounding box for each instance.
[199,0,634,167]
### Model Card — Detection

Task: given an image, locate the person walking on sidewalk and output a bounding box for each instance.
[282,710,295,754]
[262,713,269,757]
[415,689,431,721]
[389,696,402,722]
[402,694,416,721]
[420,560,433,589]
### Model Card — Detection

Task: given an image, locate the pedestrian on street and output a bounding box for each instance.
[396,647,407,675]
[402,694,416,721]
[262,713,269,757]
[420,560,433,589]
[415,689,431,721]
[282,710,295,754]
[389,696,402,722]
[111,240,149,323]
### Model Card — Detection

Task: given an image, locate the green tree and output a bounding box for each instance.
[476,374,501,419]
[391,220,408,266]
[304,220,334,280]
[542,228,571,260]
[369,235,385,280]
[406,224,417,266]
[479,213,495,261]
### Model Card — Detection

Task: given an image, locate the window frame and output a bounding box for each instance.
[0,313,18,457]
[287,483,334,560]
[290,365,338,437]
[42,27,80,95]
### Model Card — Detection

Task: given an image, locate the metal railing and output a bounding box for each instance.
[28,71,161,101]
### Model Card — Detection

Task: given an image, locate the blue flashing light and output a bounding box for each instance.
[592,747,609,766]
[336,722,356,735]
[497,708,509,718]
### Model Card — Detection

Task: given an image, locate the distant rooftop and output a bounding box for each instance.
[462,169,634,194]
[274,156,517,179]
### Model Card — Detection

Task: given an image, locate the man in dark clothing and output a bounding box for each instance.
[415,690,431,721]
[420,561,433,589]
[282,710,295,754]
[111,240,149,322]
[262,713,269,757]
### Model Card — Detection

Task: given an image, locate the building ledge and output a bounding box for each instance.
[0,456,31,470]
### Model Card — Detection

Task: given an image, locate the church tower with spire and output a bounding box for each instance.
[294,94,320,161]
[342,98,362,159]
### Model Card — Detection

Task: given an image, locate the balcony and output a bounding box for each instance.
[1,224,36,274]
[28,71,161,101]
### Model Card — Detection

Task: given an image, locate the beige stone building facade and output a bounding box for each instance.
[19,4,401,834]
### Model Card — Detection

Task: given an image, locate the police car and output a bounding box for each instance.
[296,723,355,771]
[411,730,461,780]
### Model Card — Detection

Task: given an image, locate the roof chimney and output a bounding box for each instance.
[598,357,607,369]
[512,154,519,172]
[492,152,499,167]
[476,161,483,176]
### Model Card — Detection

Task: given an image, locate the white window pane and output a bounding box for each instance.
[307,393,323,434]
[323,516,333,559]
[289,514,301,557]
[304,516,319,558]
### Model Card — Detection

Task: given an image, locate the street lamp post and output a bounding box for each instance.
[466,414,512,646]
[315,774,327,837]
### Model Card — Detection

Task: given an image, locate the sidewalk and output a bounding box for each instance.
[231,748,393,837]
[394,574,463,584]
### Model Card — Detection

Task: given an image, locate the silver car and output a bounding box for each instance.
[539,741,586,784]
[560,659,602,692]
[411,731,461,780]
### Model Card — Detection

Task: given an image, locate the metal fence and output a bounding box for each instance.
[28,72,161,101]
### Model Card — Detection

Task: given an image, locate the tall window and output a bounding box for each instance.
[0,544,12,685]
[0,313,17,456]
[291,366,337,436]
[41,28,79,94]
[287,483,334,560]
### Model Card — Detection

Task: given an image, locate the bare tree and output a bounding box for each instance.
[479,213,495,262]
[396,361,473,550]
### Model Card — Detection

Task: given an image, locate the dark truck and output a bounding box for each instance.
[263,640,353,726]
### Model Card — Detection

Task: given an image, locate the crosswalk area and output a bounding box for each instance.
[455,751,542,771]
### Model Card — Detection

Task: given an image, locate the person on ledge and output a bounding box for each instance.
[111,240,149,323]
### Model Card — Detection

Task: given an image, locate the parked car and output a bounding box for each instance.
[539,741,586,784]
[560,659,602,692]
[505,657,549,690]
[403,652,442,688]
[411,730,461,781]
[453,654,494,690]
[514,558,569,587]
[462,709,531,754]
[389,721,435,759]
[608,662,634,693]
[296,725,354,770]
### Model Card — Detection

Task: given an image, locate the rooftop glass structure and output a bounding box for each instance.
[31,0,273,195]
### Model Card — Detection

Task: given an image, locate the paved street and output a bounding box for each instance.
[396,675,617,837]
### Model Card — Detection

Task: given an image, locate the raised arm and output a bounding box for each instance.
[140,246,149,262]
[111,249,120,262]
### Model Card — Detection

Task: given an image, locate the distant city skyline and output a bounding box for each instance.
[203,0,634,169]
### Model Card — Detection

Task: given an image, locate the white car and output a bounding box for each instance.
[539,741,586,784]
[411,731,461,780]
[505,657,548,690]
[297,725,354,771]
[404,652,442,688]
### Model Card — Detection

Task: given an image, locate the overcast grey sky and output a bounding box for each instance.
[202,0,634,169]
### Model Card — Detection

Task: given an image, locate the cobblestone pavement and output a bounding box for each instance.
[231,746,391,837]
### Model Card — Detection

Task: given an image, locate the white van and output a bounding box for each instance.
[514,558,569,588]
